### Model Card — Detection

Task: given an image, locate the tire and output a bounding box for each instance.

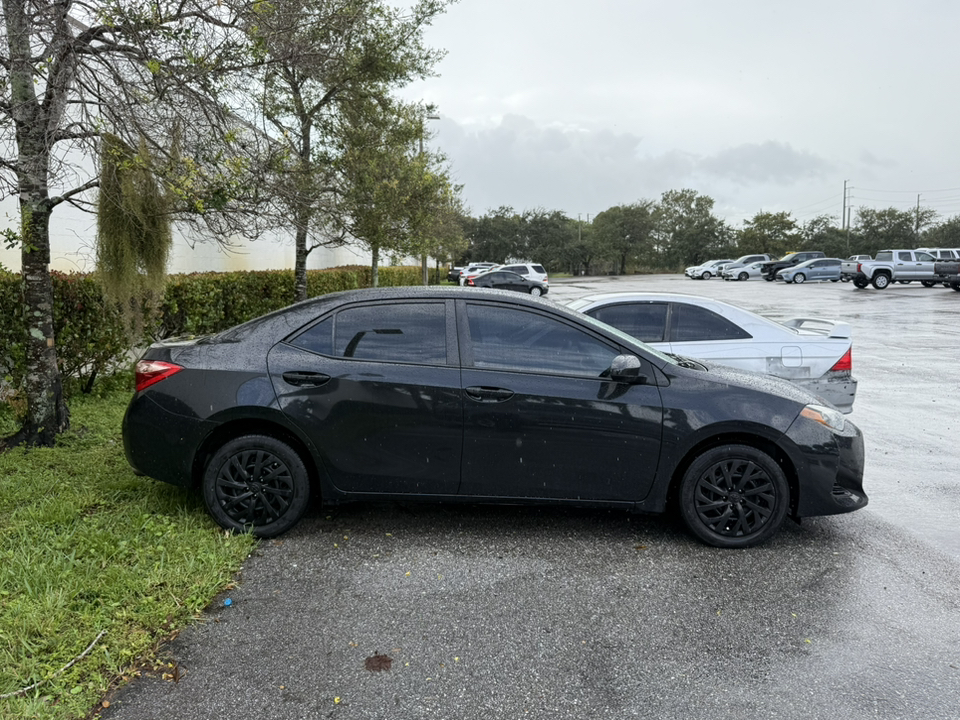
[921,280,936,288]
[951,282,960,292]
[853,277,869,289]
[898,280,912,284]
[701,271,712,280]
[872,273,891,289]
[678,445,789,548]
[203,435,311,537]
[841,277,850,282]
[793,273,806,284]
[529,286,543,296]
[738,272,748,281]
[764,276,774,281]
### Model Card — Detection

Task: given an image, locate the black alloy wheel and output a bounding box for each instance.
[679,445,789,548]
[203,435,311,537]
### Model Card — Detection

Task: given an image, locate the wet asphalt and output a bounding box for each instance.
[102,274,960,720]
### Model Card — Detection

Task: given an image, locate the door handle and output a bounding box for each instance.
[464,386,514,403]
[282,371,331,388]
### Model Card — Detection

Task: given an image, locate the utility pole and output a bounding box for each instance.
[915,194,921,240]
[419,112,440,285]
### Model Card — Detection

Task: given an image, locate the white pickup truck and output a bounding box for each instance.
[840,249,938,289]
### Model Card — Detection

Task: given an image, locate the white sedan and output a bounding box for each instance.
[566,292,858,413]
[684,259,734,279]
[722,261,765,281]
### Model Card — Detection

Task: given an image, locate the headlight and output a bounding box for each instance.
[800,404,845,433]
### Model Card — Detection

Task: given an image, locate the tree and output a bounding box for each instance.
[852,206,937,258]
[241,0,455,301]
[593,201,656,274]
[737,211,801,258]
[333,96,459,286]
[653,189,730,267]
[463,207,522,264]
[0,0,258,448]
[921,215,960,249]
[799,214,850,258]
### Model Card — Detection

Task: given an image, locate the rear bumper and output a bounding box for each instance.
[793,374,858,414]
[122,393,215,488]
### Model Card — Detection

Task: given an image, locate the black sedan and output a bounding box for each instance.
[123,287,867,548]
[465,270,548,296]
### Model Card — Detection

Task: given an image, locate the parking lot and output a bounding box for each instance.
[105,274,960,720]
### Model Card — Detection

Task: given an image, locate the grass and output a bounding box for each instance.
[0,391,256,719]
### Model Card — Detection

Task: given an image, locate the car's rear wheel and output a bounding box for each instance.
[872,273,891,289]
[529,286,543,296]
[952,282,960,292]
[921,280,936,288]
[203,435,311,537]
[738,272,748,281]
[679,445,789,548]
[853,277,868,288]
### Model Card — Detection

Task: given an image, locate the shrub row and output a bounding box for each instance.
[0,265,423,402]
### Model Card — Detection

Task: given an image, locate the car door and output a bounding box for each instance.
[457,300,663,503]
[268,299,463,495]
[913,251,936,278]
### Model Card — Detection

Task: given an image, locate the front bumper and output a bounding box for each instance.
[783,411,867,517]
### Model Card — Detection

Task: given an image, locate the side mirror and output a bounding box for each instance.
[609,354,647,384]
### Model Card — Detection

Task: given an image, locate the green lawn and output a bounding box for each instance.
[0,391,255,719]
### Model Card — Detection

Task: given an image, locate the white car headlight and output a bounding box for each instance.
[800,404,845,433]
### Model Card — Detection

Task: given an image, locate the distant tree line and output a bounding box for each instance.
[445,189,960,275]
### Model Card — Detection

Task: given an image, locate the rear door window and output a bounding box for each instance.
[587,303,668,343]
[670,304,752,342]
[291,303,447,364]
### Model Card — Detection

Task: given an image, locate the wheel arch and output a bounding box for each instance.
[192,416,324,496]
[666,432,800,514]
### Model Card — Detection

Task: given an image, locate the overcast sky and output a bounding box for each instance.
[401,0,960,226]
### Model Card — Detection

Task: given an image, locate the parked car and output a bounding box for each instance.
[488,262,549,284]
[916,248,960,260]
[933,259,960,291]
[719,254,773,277]
[684,259,735,279]
[840,249,938,289]
[458,262,497,284]
[565,292,858,413]
[447,265,465,282]
[760,251,826,281]
[123,287,867,548]
[776,258,842,284]
[466,270,548,296]
[722,261,765,282]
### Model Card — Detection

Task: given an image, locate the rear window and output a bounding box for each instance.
[532,265,546,274]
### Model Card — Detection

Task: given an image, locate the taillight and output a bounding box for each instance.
[135,360,183,392]
[830,347,852,373]
[467,278,475,286]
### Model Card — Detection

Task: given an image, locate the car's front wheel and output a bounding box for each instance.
[793,273,806,284]
[203,435,311,537]
[738,272,748,281]
[701,271,712,280]
[678,445,789,548]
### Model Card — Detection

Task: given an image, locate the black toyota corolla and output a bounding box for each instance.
[122,286,867,548]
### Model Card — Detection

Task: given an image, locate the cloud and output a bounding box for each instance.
[696,141,833,185]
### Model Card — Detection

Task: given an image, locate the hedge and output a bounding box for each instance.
[0,265,423,405]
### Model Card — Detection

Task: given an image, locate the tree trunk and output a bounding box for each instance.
[294,221,309,302]
[4,201,70,448]
[1,0,69,448]
[371,242,380,288]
